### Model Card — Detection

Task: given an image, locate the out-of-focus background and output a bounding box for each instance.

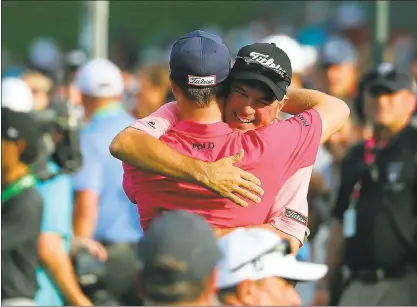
[1,1,417,306]
[3,0,417,115]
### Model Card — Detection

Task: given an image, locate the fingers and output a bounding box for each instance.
[229,149,244,164]
[226,192,249,207]
[86,240,108,262]
[240,170,262,187]
[232,186,262,204]
[239,179,264,197]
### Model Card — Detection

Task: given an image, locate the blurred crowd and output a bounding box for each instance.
[2,1,417,306]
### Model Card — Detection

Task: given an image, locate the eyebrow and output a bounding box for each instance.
[234,85,269,103]
[234,85,247,94]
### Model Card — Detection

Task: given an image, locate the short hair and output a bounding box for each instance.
[175,81,229,107]
[140,255,212,304]
[231,79,276,102]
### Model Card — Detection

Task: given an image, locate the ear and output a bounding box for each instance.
[169,79,183,103]
[16,139,27,155]
[400,90,417,115]
[276,95,288,116]
[236,280,256,305]
[206,269,218,297]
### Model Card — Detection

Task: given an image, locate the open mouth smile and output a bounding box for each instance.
[233,112,255,124]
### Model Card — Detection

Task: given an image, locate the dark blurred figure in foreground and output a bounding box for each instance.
[1,108,43,306]
[138,211,220,306]
[313,63,417,306]
[134,63,171,118]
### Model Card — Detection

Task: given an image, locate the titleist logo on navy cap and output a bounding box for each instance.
[188,75,216,86]
[249,52,287,76]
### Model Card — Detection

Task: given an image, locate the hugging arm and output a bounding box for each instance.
[213,166,313,255]
[110,102,263,207]
[283,88,350,143]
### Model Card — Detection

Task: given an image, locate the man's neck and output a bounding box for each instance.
[179,99,223,124]
[374,118,409,144]
[86,99,119,119]
[2,164,29,187]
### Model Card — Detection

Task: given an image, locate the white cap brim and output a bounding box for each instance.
[217,253,328,288]
[269,255,328,281]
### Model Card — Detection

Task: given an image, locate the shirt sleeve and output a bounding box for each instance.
[267,166,313,244]
[37,175,73,237]
[332,145,363,220]
[255,109,322,173]
[71,134,103,193]
[130,101,180,138]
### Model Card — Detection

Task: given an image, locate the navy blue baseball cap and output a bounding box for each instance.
[138,210,220,288]
[169,30,231,88]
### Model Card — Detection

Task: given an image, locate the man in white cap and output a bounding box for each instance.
[217,228,328,306]
[72,58,144,305]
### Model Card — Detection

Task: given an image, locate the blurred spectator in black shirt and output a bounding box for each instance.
[1,108,43,306]
[313,63,417,306]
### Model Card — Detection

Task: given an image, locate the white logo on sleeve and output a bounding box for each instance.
[187,75,216,86]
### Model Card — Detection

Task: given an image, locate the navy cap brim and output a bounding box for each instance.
[231,71,287,101]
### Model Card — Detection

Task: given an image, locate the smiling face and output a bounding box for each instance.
[225,80,283,132]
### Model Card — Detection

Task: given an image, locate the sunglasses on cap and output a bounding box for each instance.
[230,239,292,273]
[233,56,292,86]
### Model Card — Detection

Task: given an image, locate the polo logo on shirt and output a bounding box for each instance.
[295,114,310,127]
[192,142,215,151]
[285,209,307,226]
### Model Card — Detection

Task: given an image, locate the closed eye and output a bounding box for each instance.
[234,88,248,97]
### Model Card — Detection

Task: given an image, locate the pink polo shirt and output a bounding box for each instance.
[123,102,320,240]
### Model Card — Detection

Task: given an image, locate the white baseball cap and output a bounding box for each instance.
[75,58,124,98]
[261,34,314,74]
[217,228,328,289]
[1,77,34,113]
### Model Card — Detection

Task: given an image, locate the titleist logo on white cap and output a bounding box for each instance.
[249,52,287,76]
[188,75,216,86]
